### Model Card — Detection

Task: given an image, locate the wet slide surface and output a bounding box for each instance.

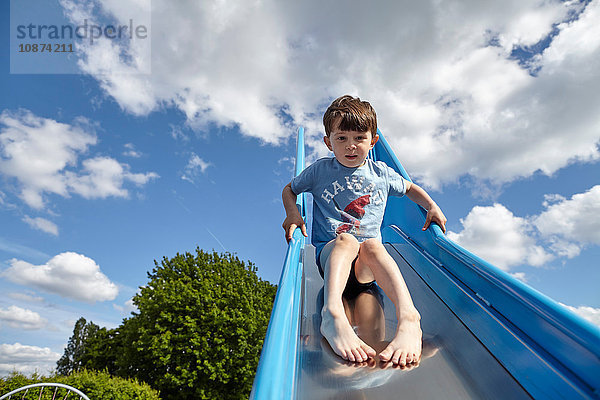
[296,244,531,400]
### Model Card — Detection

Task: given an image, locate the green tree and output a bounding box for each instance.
[56,317,100,375]
[0,370,160,400]
[80,326,118,373]
[64,319,140,377]
[56,249,277,399]
[129,249,277,399]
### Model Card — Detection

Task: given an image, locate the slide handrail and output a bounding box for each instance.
[373,130,600,398]
[251,128,306,399]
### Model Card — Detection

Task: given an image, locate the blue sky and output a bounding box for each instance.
[1,0,599,375]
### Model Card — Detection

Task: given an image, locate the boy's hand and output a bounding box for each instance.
[405,182,447,234]
[423,204,447,233]
[282,214,308,243]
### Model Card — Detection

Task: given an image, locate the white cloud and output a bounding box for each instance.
[0,343,60,376]
[60,0,153,113]
[534,185,600,257]
[113,297,138,315]
[22,216,58,236]
[58,0,599,188]
[66,157,158,199]
[6,292,45,304]
[448,184,600,270]
[560,303,600,328]
[2,252,119,303]
[169,124,189,142]
[498,3,571,51]
[0,109,96,208]
[125,297,137,312]
[0,109,158,209]
[123,143,142,158]
[509,272,528,283]
[0,306,46,330]
[447,203,553,270]
[181,154,211,183]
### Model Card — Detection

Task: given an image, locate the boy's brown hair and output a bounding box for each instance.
[323,95,377,137]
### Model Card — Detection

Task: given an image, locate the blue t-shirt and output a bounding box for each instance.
[291,157,408,257]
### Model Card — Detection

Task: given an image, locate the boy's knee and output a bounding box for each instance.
[360,239,385,257]
[335,233,360,250]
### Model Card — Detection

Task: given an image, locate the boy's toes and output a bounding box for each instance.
[352,347,367,362]
[358,345,373,362]
[364,345,376,359]
[400,353,409,367]
[378,348,391,362]
[345,350,355,362]
[411,352,420,363]
[402,353,410,366]
[391,350,404,366]
[357,347,368,362]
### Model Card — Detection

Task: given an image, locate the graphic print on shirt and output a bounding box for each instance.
[333,195,371,235]
[320,176,385,206]
[318,170,388,238]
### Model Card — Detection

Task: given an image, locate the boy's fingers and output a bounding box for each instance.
[288,224,308,240]
[286,224,297,242]
[424,215,447,233]
[422,215,432,231]
[435,214,447,233]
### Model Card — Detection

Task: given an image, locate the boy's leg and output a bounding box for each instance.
[320,233,377,362]
[354,239,422,366]
[352,291,385,352]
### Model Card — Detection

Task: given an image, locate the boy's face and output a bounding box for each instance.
[324,121,379,168]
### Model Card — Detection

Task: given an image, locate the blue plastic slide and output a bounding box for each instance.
[251,128,600,399]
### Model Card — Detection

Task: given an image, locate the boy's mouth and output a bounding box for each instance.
[345,155,358,160]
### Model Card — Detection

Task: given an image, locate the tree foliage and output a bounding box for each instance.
[56,249,277,399]
[56,317,100,375]
[0,370,160,400]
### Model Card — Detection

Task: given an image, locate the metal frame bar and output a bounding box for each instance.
[0,383,90,400]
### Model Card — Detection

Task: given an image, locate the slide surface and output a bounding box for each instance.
[251,128,600,399]
[295,244,531,399]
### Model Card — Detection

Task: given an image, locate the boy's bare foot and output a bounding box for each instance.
[321,307,376,362]
[378,310,422,366]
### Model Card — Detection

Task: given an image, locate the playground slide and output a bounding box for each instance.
[251,128,600,399]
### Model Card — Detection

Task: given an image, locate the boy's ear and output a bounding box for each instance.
[371,134,379,147]
[323,135,333,151]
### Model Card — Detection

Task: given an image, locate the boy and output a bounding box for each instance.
[282,95,447,367]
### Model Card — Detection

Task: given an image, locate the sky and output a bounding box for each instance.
[1,0,599,376]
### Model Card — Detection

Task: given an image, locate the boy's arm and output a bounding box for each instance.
[282,182,308,242]
[405,181,447,233]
